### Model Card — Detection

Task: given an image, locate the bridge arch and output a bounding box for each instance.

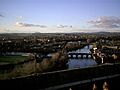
[68,53,93,59]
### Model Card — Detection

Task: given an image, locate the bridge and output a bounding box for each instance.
[68,53,93,59]
[36,53,93,60]
[1,63,120,90]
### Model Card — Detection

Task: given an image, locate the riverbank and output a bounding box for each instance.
[0,51,68,80]
[65,41,88,52]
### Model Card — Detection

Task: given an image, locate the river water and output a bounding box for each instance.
[67,45,97,69]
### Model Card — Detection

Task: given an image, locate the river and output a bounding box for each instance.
[67,45,97,69]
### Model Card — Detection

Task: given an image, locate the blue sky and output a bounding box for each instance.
[0,0,120,33]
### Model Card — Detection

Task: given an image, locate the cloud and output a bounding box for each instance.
[57,25,72,28]
[19,16,23,19]
[15,22,47,28]
[0,14,4,17]
[88,16,120,28]
[0,28,10,33]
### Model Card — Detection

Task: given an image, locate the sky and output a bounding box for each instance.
[0,0,120,33]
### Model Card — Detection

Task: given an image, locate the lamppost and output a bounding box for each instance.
[101,54,105,64]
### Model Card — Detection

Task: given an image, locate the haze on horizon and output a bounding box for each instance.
[0,0,120,33]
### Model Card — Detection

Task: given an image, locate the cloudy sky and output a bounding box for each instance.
[0,0,120,33]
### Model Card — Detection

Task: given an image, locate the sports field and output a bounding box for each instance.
[0,56,28,64]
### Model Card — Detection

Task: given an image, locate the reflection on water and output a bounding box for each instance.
[68,45,97,69]
[69,45,93,53]
[68,59,97,69]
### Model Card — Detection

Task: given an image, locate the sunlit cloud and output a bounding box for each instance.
[15,22,47,28]
[57,25,72,28]
[88,16,120,28]
[19,16,23,19]
[0,28,10,33]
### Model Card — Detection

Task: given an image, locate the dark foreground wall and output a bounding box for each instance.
[0,63,120,90]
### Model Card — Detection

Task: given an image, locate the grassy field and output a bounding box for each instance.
[0,56,28,64]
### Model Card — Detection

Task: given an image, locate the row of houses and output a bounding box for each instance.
[92,46,120,64]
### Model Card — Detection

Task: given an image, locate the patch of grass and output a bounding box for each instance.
[0,55,28,64]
